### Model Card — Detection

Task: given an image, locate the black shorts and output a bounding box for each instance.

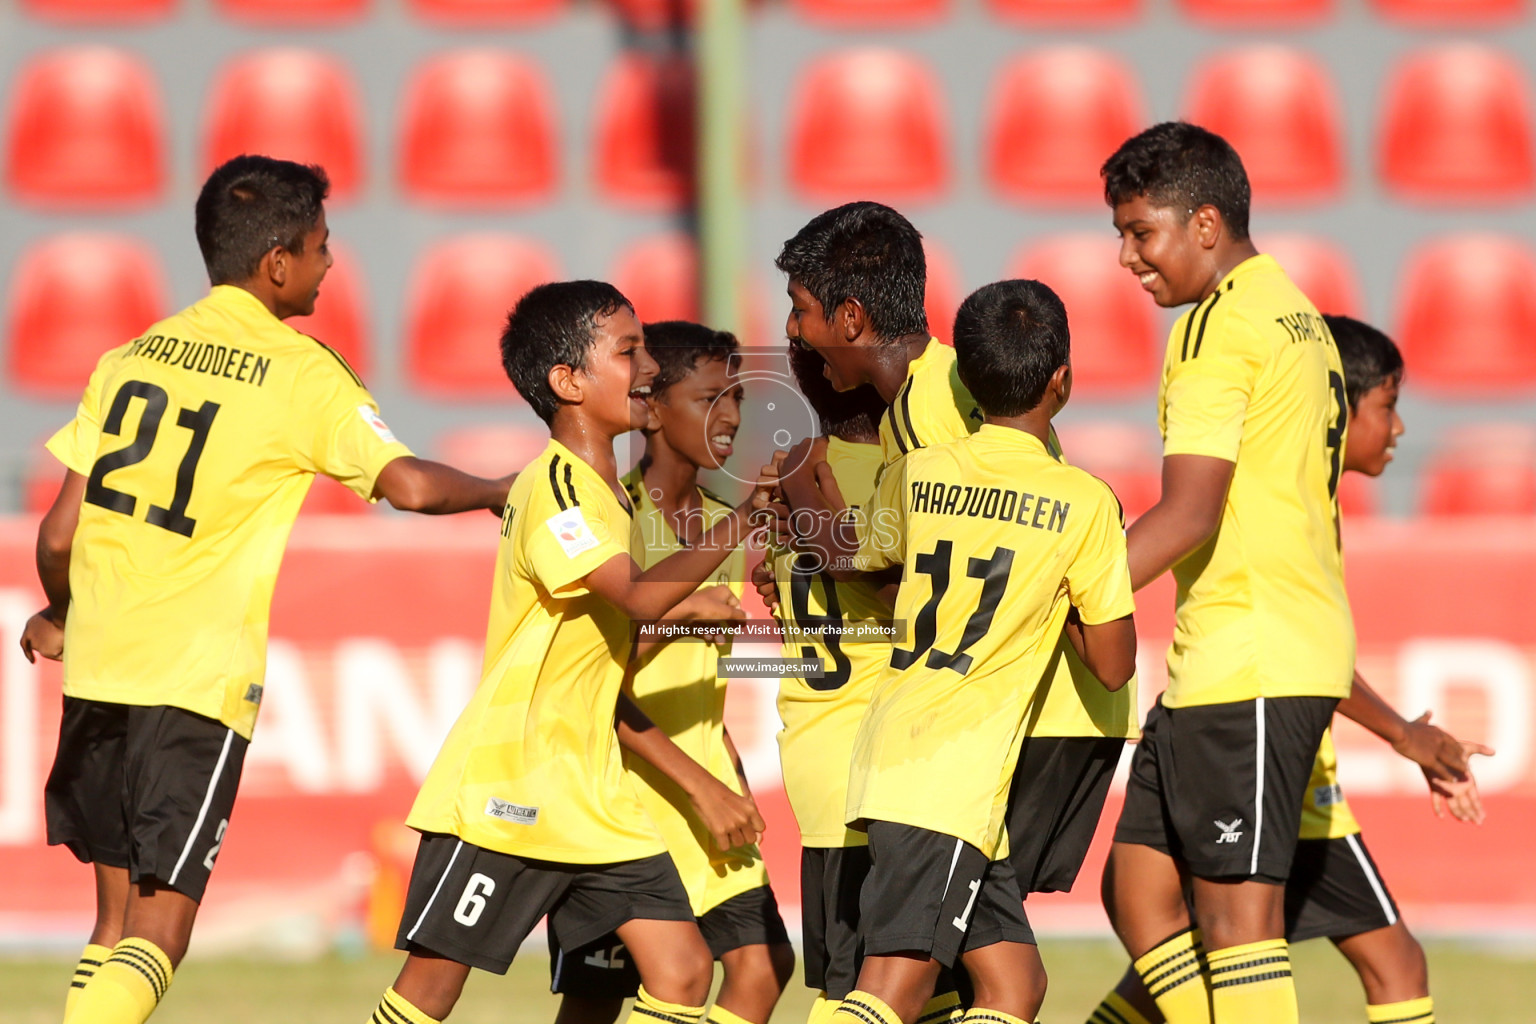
[1114,696,1337,882]
[1007,736,1124,894]
[801,845,872,999]
[44,697,248,903]
[1285,835,1401,943]
[397,832,695,975]
[548,885,791,998]
[861,822,1034,968]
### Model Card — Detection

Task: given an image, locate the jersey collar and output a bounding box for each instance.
[1218,253,1281,290]
[974,422,1052,457]
[207,284,280,320]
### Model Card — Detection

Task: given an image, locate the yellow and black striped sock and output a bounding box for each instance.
[961,1006,1035,1024]
[1205,939,1296,1024]
[709,1005,762,1024]
[63,937,173,1024]
[66,943,114,1017]
[807,994,841,1024]
[831,990,903,1024]
[916,990,964,1024]
[627,985,709,1024]
[368,986,441,1024]
[1366,997,1434,1024]
[1087,990,1157,1024]
[1132,929,1210,1024]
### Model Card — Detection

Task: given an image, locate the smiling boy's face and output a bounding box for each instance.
[647,355,744,471]
[785,280,870,392]
[574,305,657,435]
[1343,376,1404,478]
[1112,194,1214,309]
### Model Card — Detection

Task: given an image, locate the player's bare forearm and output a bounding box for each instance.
[1336,670,1409,747]
[1126,454,1234,591]
[722,727,752,797]
[372,456,515,515]
[615,692,763,849]
[1070,613,1137,691]
[36,469,85,619]
[1339,670,1492,782]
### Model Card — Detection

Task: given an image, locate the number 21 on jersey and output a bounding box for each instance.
[84,379,219,539]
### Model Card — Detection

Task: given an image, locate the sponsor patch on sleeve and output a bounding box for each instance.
[545,507,600,558]
[485,797,539,825]
[1313,783,1345,808]
[357,405,398,444]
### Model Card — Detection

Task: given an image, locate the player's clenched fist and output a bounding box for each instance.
[20,609,64,663]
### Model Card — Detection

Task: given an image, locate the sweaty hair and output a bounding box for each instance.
[1323,314,1404,412]
[775,202,929,342]
[788,341,886,442]
[644,320,740,398]
[501,281,633,425]
[952,280,1070,418]
[195,155,330,286]
[1101,122,1252,242]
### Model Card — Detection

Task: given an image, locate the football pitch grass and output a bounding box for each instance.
[5,940,1534,1023]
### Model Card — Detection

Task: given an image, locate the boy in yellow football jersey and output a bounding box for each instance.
[767,344,898,1024]
[365,282,781,1024]
[547,321,795,1024]
[21,156,515,1024]
[1099,123,1355,1024]
[1086,315,1491,1024]
[827,279,1137,1024]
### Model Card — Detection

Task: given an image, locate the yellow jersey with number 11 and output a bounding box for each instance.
[46,285,412,739]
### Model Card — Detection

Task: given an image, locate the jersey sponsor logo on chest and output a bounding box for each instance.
[485,797,539,825]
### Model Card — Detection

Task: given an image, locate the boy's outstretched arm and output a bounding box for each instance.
[1126,454,1234,591]
[372,456,515,515]
[1063,612,1137,691]
[615,691,765,851]
[21,469,85,663]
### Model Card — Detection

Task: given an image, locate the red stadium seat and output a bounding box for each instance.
[1184,48,1343,202]
[988,0,1139,23]
[203,50,365,201]
[1336,471,1379,519]
[7,234,169,396]
[787,50,948,202]
[1262,235,1362,318]
[408,0,565,23]
[25,439,70,514]
[603,0,691,27]
[1009,235,1160,394]
[21,0,174,21]
[987,48,1144,205]
[1053,421,1162,520]
[613,234,700,324]
[1180,0,1331,25]
[1419,425,1536,517]
[924,239,961,345]
[1379,47,1534,202]
[1395,235,1536,394]
[286,243,371,380]
[399,53,558,206]
[791,0,948,27]
[594,54,694,209]
[1373,0,1525,24]
[436,423,553,479]
[215,0,369,23]
[5,48,164,207]
[406,236,559,398]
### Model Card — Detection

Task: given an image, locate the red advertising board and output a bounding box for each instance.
[2,515,1533,948]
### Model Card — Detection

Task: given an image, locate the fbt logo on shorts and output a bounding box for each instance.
[1214,818,1244,844]
[485,797,539,825]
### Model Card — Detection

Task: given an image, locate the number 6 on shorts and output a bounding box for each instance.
[454,873,496,927]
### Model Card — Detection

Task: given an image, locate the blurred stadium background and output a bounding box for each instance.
[3,0,1536,1016]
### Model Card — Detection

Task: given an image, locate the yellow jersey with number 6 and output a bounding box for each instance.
[1156,254,1355,708]
[45,285,413,739]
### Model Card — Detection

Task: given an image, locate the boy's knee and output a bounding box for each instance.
[724,943,796,997]
[646,944,714,1007]
[970,963,1046,1017]
[770,942,797,987]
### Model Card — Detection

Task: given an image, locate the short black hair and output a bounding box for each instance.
[1101,122,1251,242]
[1324,314,1404,411]
[788,341,885,442]
[501,280,634,424]
[644,321,739,398]
[195,155,330,286]
[775,202,929,342]
[952,280,1069,418]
